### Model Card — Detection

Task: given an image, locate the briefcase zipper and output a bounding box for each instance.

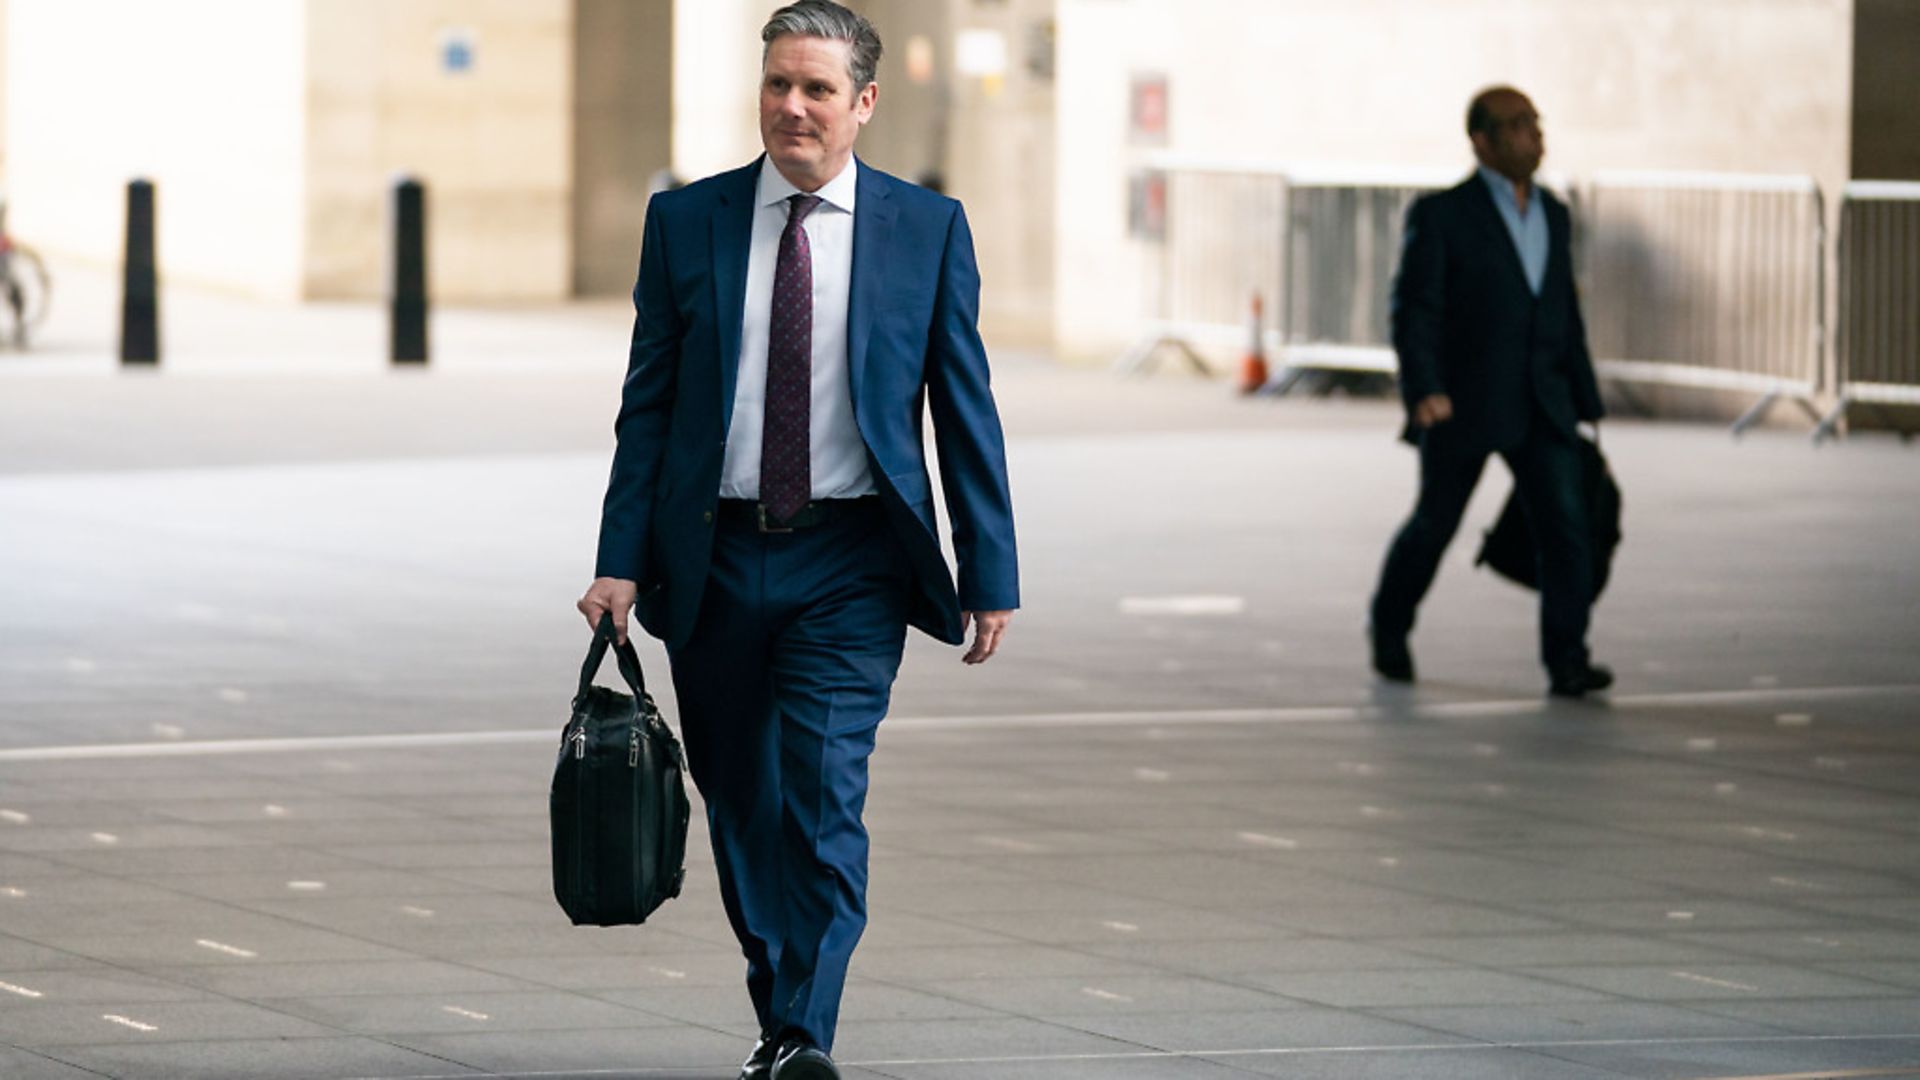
[571,722,588,760]
[628,725,641,768]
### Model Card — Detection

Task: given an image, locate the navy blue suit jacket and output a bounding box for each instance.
[1390,176,1605,450]
[595,157,1019,649]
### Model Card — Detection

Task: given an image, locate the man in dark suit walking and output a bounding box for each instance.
[576,4,1018,1077]
[1368,85,1611,698]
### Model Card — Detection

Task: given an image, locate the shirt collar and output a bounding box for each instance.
[757,155,858,214]
[1478,164,1533,216]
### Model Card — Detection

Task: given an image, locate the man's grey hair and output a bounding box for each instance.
[761,0,883,91]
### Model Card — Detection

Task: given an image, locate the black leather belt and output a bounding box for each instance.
[716,497,881,533]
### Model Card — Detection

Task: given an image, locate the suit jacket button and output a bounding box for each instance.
[702,510,714,524]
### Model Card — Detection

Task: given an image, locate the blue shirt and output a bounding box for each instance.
[1478,164,1547,296]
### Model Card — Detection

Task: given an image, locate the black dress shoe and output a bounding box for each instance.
[1370,629,1415,683]
[738,1031,781,1080]
[1549,662,1615,698]
[772,1038,840,1080]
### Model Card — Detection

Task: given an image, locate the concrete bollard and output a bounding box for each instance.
[120,179,159,365]
[390,176,428,364]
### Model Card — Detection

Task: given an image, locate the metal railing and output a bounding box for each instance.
[1277,168,1451,387]
[1122,163,1835,433]
[1576,171,1826,433]
[1116,157,1287,375]
[1819,180,1920,440]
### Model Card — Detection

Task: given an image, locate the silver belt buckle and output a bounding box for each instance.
[756,504,794,534]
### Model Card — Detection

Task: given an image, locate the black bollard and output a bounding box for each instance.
[120,179,159,365]
[390,177,428,364]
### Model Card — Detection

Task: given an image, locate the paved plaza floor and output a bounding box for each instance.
[2,280,1919,1078]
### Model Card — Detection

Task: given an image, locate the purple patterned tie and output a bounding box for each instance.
[761,194,820,524]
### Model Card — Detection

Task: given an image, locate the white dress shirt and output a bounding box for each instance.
[720,157,875,501]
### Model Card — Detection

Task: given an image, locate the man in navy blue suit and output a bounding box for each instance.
[577,3,1017,1077]
[1368,86,1611,699]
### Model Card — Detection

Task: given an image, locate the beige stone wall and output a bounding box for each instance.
[0,0,9,188]
[671,0,764,180]
[573,0,673,296]
[1052,0,1857,361]
[942,0,1056,345]
[5,0,307,296]
[304,0,572,301]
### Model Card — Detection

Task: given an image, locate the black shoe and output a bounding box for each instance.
[738,1030,781,1080]
[1549,662,1614,698]
[772,1038,840,1080]
[1370,629,1415,683]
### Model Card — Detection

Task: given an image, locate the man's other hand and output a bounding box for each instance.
[960,610,1013,665]
[577,578,639,644]
[1413,393,1454,429]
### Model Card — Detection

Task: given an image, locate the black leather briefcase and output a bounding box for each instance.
[550,616,690,927]
[1476,434,1622,598]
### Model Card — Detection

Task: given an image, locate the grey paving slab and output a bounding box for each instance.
[1369,1000,1792,1043]
[1542,1035,1920,1079]
[0,999,341,1048]
[0,1045,119,1079]
[6,329,1920,1077]
[1199,1046,1637,1078]
[1241,966,1619,1008]
[34,1036,484,1080]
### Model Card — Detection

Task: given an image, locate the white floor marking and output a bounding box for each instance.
[151,724,185,739]
[1671,970,1762,992]
[217,688,249,704]
[1237,831,1298,850]
[440,1005,489,1021]
[1716,782,1739,794]
[1133,767,1170,782]
[1739,826,1799,842]
[1081,986,1132,1002]
[1118,595,1246,616]
[975,835,1046,853]
[647,967,686,980]
[287,881,326,892]
[195,939,257,958]
[1770,876,1832,892]
[0,980,43,998]
[90,832,118,844]
[3,683,1917,762]
[1777,713,1815,727]
[263,805,290,817]
[0,809,29,824]
[1101,921,1140,933]
[400,906,436,918]
[101,1014,158,1032]
[1,887,25,898]
[1377,856,1401,867]
[1687,738,1719,751]
[1668,911,1697,921]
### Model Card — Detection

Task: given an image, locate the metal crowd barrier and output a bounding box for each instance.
[1819,181,1920,440]
[1116,157,1288,375]
[1577,171,1826,433]
[1275,167,1451,389]
[1123,164,1832,432]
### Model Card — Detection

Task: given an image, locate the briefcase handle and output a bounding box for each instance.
[578,614,648,703]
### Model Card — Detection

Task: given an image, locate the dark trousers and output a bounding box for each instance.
[1371,416,1594,669]
[666,503,909,1053]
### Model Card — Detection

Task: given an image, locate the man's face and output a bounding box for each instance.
[1473,92,1544,183]
[759,34,877,192]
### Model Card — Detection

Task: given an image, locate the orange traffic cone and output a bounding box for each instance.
[1236,291,1269,395]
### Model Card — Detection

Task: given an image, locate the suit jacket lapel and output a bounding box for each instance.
[711,160,759,434]
[1462,175,1534,297]
[848,160,896,402]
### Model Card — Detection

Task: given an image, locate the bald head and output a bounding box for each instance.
[1466,86,1543,183]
